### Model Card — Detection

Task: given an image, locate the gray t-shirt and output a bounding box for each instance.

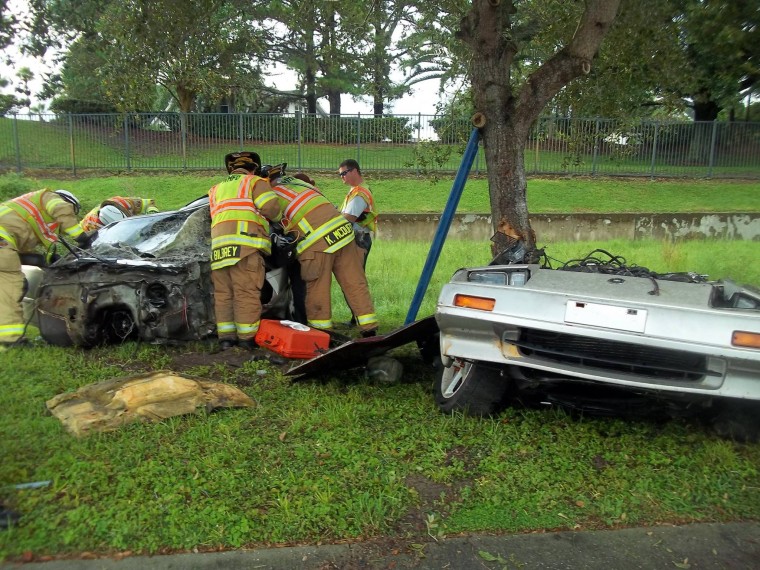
[342,195,372,237]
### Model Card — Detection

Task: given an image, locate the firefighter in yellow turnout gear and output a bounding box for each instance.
[265,164,378,337]
[80,196,159,232]
[0,189,86,347]
[209,152,282,350]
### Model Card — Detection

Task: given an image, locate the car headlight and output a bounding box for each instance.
[146,283,168,308]
[468,269,529,286]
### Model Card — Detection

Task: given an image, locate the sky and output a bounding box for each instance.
[340,81,446,116]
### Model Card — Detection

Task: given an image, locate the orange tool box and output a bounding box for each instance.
[255,319,330,359]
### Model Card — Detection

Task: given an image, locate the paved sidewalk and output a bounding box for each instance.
[5,521,759,569]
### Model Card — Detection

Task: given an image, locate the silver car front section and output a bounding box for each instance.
[437,265,760,401]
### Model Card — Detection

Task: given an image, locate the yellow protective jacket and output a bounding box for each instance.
[340,185,377,232]
[272,175,355,255]
[103,196,158,216]
[208,172,282,270]
[0,189,83,252]
[80,196,158,232]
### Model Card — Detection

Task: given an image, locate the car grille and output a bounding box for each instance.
[515,328,714,381]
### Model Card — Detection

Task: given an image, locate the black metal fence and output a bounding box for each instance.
[0,112,758,178]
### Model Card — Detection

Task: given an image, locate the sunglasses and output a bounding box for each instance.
[339,168,355,177]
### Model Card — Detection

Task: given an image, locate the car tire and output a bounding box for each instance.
[434,357,512,416]
[710,400,760,443]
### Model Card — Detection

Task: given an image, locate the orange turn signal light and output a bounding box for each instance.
[732,331,760,349]
[454,294,495,311]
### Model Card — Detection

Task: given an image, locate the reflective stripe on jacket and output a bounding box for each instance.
[208,174,275,270]
[297,215,354,254]
[272,176,355,254]
[103,196,157,216]
[1,189,83,247]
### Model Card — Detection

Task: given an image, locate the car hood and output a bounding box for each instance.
[60,205,211,269]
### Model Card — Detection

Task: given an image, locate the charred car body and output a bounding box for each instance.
[35,198,295,347]
[435,243,760,436]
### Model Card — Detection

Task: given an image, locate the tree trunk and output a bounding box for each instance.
[304,24,318,115]
[481,116,535,250]
[688,90,720,163]
[305,67,317,115]
[693,91,721,122]
[459,0,621,254]
[327,90,341,115]
[176,85,195,114]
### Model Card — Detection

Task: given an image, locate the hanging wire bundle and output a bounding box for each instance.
[538,248,708,296]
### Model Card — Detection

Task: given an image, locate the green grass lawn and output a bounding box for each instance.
[1,172,758,217]
[1,238,759,562]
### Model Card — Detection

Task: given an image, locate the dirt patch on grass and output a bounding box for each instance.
[167,348,252,373]
[395,473,470,539]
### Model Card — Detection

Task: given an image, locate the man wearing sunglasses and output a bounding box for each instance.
[338,159,377,326]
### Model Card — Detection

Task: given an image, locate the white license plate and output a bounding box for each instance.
[564,300,647,333]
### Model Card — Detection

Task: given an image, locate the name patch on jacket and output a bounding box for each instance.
[323,222,353,247]
[212,245,241,262]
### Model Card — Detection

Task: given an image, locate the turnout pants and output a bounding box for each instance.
[0,245,24,344]
[299,241,377,333]
[211,252,265,342]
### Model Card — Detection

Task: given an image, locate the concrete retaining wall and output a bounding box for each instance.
[376,213,760,242]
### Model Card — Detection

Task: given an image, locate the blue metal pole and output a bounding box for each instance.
[404,127,481,325]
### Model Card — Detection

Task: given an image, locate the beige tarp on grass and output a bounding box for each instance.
[46,371,255,437]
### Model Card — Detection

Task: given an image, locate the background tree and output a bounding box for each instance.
[0,1,17,50]
[354,0,419,116]
[46,38,116,113]
[267,0,365,115]
[93,0,269,113]
[0,77,27,115]
[28,0,270,113]
[14,65,33,107]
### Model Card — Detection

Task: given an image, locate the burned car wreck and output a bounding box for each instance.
[35,199,294,347]
[434,242,760,438]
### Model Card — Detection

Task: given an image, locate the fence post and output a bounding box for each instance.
[649,121,659,179]
[356,113,361,162]
[68,113,76,176]
[238,112,243,149]
[591,118,600,176]
[296,110,302,172]
[123,114,131,172]
[12,113,21,172]
[534,120,540,174]
[416,113,421,176]
[707,120,718,178]
[180,112,188,171]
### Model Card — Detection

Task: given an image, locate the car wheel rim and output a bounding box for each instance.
[441,359,471,399]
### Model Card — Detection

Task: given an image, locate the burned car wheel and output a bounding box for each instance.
[434,357,512,416]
